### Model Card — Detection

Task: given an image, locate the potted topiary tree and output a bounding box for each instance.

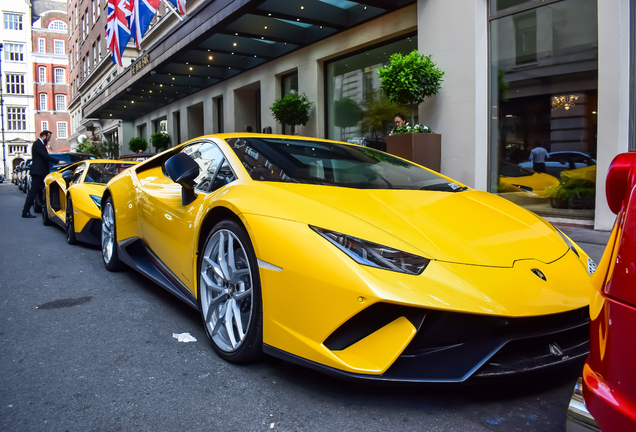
[378,50,444,171]
[151,131,171,152]
[128,136,148,154]
[333,97,362,141]
[270,92,313,135]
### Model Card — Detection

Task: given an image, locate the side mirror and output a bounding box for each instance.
[62,169,74,187]
[164,153,200,205]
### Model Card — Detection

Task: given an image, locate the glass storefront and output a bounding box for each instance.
[326,36,417,150]
[281,71,298,135]
[489,0,598,218]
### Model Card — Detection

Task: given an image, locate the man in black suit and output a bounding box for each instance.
[22,130,66,218]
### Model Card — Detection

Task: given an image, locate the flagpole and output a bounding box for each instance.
[162,0,183,21]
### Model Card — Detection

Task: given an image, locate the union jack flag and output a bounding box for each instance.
[130,0,161,49]
[165,0,186,15]
[106,0,132,66]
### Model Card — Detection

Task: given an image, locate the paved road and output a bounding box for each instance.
[0,182,610,432]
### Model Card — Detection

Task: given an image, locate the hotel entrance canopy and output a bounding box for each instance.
[84,0,414,121]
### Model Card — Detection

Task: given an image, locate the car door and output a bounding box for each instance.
[136,141,236,292]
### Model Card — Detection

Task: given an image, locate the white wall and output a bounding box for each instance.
[417,0,488,187]
[595,0,632,230]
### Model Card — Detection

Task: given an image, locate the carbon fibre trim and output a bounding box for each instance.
[116,237,199,310]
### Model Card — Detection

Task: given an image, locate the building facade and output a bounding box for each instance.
[77,0,635,230]
[32,0,70,152]
[1,0,35,178]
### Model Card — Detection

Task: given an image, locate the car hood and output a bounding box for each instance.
[75,183,106,196]
[237,183,568,267]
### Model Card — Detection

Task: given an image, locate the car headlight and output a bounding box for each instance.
[311,226,430,275]
[89,194,102,209]
[556,229,580,258]
[556,228,596,275]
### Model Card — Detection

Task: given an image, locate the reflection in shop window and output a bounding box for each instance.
[489,0,598,217]
[326,36,417,151]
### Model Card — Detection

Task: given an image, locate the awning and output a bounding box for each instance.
[84,0,414,121]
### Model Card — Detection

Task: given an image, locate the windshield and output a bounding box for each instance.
[84,163,136,184]
[225,138,463,192]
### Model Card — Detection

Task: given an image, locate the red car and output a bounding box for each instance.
[566,150,636,431]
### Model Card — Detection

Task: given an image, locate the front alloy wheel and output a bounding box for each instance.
[199,220,262,363]
[101,197,123,271]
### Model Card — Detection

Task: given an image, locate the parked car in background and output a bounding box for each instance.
[12,167,20,184]
[18,160,31,192]
[566,150,636,432]
[42,159,138,245]
[119,152,156,162]
[519,151,596,178]
[498,160,559,197]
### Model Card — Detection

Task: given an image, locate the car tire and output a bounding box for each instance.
[101,197,124,271]
[198,219,263,364]
[66,196,78,245]
[42,192,52,226]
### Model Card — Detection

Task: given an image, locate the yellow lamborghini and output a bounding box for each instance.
[42,159,138,245]
[102,134,594,382]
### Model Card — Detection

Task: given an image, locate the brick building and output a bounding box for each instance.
[32,0,70,151]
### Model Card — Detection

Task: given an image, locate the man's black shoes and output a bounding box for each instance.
[22,212,36,218]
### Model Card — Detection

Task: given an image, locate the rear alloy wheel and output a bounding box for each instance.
[66,196,78,245]
[198,220,263,364]
[101,197,123,271]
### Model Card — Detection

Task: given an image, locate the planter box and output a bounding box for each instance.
[386,133,441,172]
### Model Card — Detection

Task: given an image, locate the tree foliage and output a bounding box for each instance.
[128,136,148,153]
[377,51,445,124]
[333,97,362,129]
[151,131,171,152]
[270,93,313,132]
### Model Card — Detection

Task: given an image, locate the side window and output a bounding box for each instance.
[210,159,237,192]
[72,163,86,184]
[181,142,227,192]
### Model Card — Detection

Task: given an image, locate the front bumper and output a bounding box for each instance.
[566,377,600,432]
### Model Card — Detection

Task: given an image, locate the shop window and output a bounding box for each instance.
[489,0,598,217]
[281,71,298,134]
[325,36,417,151]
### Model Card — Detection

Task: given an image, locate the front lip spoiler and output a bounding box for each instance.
[566,377,600,432]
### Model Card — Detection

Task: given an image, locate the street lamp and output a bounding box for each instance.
[0,43,7,180]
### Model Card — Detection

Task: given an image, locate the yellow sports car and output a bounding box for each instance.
[102,134,594,382]
[42,159,138,245]
[499,161,559,197]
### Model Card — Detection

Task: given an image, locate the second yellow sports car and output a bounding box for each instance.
[101,134,594,382]
[42,159,137,245]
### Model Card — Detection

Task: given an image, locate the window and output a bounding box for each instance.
[48,20,67,32]
[326,36,417,146]
[181,142,233,192]
[93,43,97,67]
[54,40,65,55]
[97,37,102,59]
[75,5,78,25]
[54,68,65,84]
[7,107,27,131]
[41,121,49,133]
[82,16,85,39]
[39,66,46,83]
[488,0,598,215]
[97,0,101,16]
[92,0,96,24]
[5,74,25,94]
[40,93,48,110]
[55,94,67,111]
[4,44,24,62]
[4,13,23,30]
[38,37,46,53]
[75,41,79,61]
[57,121,68,138]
